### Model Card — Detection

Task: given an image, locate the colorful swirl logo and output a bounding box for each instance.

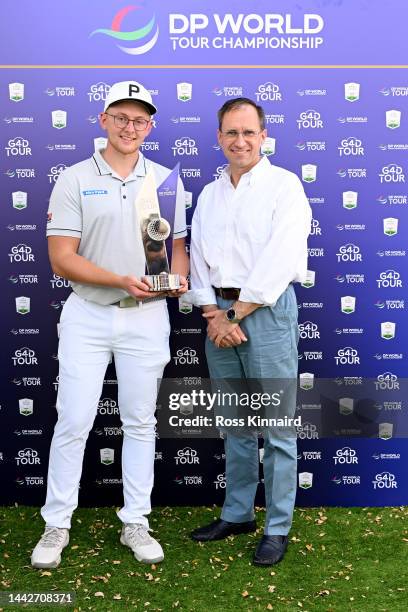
[90,5,159,55]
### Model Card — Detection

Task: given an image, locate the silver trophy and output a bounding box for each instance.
[135,167,180,291]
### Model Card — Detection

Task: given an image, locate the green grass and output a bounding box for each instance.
[1,506,408,611]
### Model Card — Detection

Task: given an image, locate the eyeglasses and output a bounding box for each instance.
[104,112,150,131]
[220,129,262,140]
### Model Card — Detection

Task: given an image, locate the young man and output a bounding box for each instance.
[31,81,188,568]
[189,98,311,565]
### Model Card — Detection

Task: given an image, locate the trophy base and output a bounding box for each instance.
[146,273,180,292]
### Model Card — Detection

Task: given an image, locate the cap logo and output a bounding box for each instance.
[129,84,140,96]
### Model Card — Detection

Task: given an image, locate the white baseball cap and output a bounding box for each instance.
[103,80,157,115]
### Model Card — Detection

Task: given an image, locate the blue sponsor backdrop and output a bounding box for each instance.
[1,0,408,506]
[2,0,407,66]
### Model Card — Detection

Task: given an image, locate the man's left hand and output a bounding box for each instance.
[203,309,247,348]
[166,275,189,298]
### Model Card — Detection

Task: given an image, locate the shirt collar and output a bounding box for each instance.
[132,152,148,178]
[92,148,147,179]
[220,156,270,186]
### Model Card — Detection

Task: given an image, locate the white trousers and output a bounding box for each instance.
[41,292,170,529]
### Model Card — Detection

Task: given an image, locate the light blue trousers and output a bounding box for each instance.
[205,285,299,535]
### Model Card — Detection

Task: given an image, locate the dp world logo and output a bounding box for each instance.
[90,5,159,55]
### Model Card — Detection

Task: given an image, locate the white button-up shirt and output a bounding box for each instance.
[190,156,311,306]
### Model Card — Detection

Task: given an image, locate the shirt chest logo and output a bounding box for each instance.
[82,189,108,196]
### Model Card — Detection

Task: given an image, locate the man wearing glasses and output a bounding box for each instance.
[190,98,311,565]
[31,81,188,568]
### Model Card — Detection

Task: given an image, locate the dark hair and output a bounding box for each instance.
[217,97,266,131]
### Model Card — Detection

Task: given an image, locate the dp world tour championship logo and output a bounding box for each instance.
[90,5,159,55]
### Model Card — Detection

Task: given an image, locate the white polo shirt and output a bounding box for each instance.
[190,156,311,307]
[47,150,187,305]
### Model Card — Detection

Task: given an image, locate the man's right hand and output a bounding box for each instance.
[218,326,248,348]
[121,275,157,300]
[203,307,248,348]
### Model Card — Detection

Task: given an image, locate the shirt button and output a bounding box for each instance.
[122,183,126,187]
[123,195,127,199]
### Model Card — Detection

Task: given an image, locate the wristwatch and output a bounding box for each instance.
[225,307,242,324]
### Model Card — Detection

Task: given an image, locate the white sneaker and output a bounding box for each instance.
[31,527,69,569]
[120,523,164,563]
